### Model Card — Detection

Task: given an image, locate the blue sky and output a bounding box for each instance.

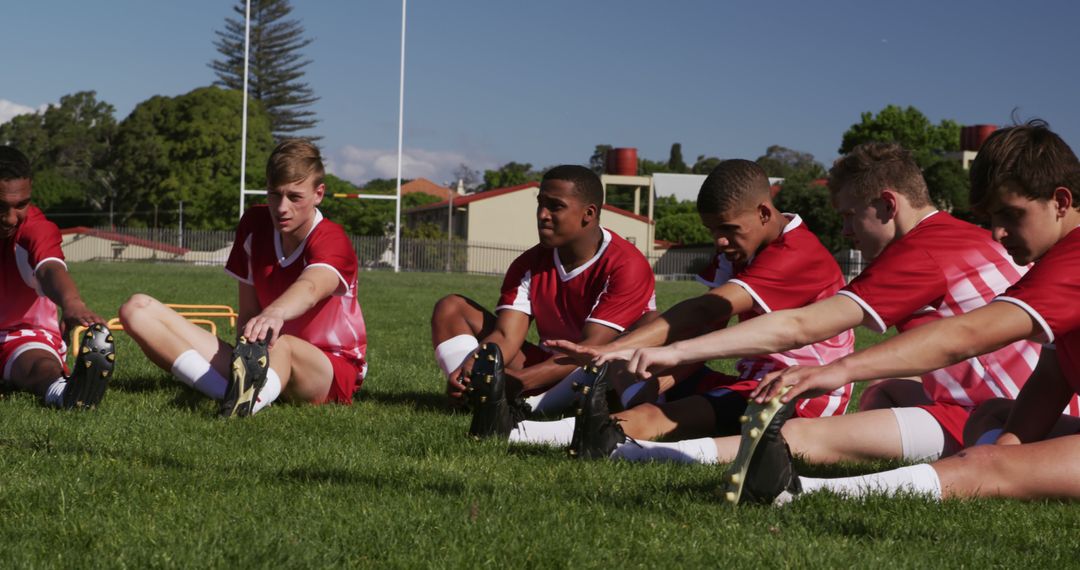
[4,1,1078,187]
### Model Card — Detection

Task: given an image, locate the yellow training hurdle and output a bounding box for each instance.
[69,303,239,356]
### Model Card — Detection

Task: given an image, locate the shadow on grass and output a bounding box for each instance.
[358,390,460,415]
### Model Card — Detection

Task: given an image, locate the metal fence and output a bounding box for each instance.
[61,226,869,280]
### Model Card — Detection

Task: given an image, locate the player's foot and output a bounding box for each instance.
[467,342,520,439]
[219,333,271,418]
[719,387,802,505]
[63,324,116,410]
[567,363,627,459]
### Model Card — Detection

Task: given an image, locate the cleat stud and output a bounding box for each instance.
[572,382,580,390]
[582,386,591,394]
[759,411,770,422]
[487,354,495,361]
[576,408,583,416]
[750,428,761,439]
[84,361,92,368]
[82,346,90,354]
[106,353,115,362]
[739,415,749,424]
[729,474,741,484]
[479,396,487,403]
[568,449,577,456]
[725,491,737,503]
[102,370,110,378]
[105,335,114,343]
[473,352,480,359]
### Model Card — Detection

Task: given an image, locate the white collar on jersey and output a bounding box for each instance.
[739,213,802,266]
[274,208,325,267]
[553,227,613,282]
[915,210,941,226]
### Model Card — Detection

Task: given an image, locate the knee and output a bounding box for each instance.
[431,294,468,324]
[780,417,812,450]
[118,293,159,328]
[616,404,661,440]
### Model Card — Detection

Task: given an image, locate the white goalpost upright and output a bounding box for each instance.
[237,0,408,272]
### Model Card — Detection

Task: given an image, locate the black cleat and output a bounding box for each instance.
[220,333,271,418]
[63,324,116,410]
[467,342,518,439]
[567,363,627,459]
[719,387,802,505]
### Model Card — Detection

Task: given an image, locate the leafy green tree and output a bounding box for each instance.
[210,0,319,139]
[923,159,972,220]
[110,87,275,228]
[653,195,697,219]
[774,174,845,253]
[667,143,688,173]
[691,155,722,175]
[589,144,612,175]
[0,91,118,224]
[839,105,961,167]
[756,145,825,180]
[656,212,710,245]
[482,162,540,190]
[321,175,441,236]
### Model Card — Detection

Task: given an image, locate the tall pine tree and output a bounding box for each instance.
[210,0,319,140]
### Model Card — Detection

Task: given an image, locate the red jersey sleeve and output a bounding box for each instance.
[305,222,358,296]
[996,229,1080,343]
[586,255,656,332]
[729,231,841,312]
[840,240,946,333]
[224,209,256,285]
[19,210,65,269]
[496,250,536,316]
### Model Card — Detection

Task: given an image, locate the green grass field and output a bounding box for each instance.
[0,262,1074,568]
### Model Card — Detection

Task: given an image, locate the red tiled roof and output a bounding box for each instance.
[404,182,541,214]
[60,227,190,255]
[400,178,454,200]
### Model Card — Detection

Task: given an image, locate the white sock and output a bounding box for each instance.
[44,378,67,407]
[799,463,943,500]
[523,368,585,415]
[611,437,720,464]
[620,381,648,408]
[974,428,1004,446]
[252,368,282,414]
[434,334,479,378]
[509,417,575,446]
[171,349,228,400]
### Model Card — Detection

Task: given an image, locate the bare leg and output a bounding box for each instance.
[615,395,718,441]
[934,434,1080,499]
[858,378,930,411]
[430,294,496,347]
[7,350,65,398]
[266,334,335,403]
[119,293,233,377]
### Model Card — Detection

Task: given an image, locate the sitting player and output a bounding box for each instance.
[516,159,855,457]
[0,145,115,409]
[588,142,1040,467]
[430,165,656,436]
[735,121,1080,504]
[119,140,367,416]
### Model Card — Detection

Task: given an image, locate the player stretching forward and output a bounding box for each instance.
[0,146,115,409]
[734,122,1080,504]
[521,159,854,457]
[120,140,367,416]
[593,142,1040,467]
[430,165,655,437]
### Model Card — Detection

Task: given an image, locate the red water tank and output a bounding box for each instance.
[974,124,997,150]
[960,126,973,151]
[605,148,638,175]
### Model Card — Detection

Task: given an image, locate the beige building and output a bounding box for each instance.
[405,182,655,274]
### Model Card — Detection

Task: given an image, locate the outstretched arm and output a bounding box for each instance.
[547,282,751,365]
[36,261,106,337]
[999,349,1074,444]
[597,294,866,379]
[753,300,1039,403]
[242,266,342,346]
[508,323,621,393]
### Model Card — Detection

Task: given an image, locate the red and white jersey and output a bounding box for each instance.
[997,226,1080,412]
[497,228,656,344]
[0,206,65,335]
[840,211,1040,407]
[225,206,367,375]
[697,214,855,418]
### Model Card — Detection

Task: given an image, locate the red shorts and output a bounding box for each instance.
[1,329,67,380]
[692,369,850,419]
[321,351,366,405]
[916,401,972,449]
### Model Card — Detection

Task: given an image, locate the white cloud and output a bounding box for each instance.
[326,145,497,186]
[0,99,47,125]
